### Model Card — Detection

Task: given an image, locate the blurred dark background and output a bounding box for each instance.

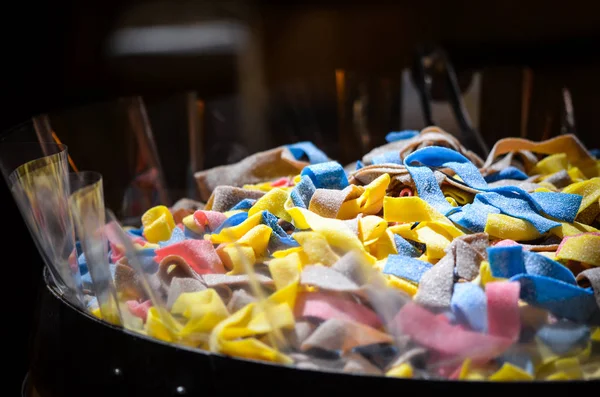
[3,0,600,394]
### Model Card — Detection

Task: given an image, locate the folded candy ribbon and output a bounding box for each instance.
[556,232,600,266]
[286,141,329,164]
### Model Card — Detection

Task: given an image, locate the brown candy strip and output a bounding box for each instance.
[300,265,361,292]
[445,232,489,281]
[114,260,164,301]
[308,185,363,218]
[205,186,265,212]
[300,318,393,353]
[543,170,572,189]
[158,254,201,286]
[576,268,600,309]
[195,147,308,201]
[200,273,274,288]
[226,289,257,313]
[483,134,597,178]
[413,253,455,310]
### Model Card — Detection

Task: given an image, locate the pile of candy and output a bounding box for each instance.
[82,127,600,381]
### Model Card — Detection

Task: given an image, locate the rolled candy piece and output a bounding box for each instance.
[286,141,329,164]
[205,186,265,213]
[155,240,225,275]
[301,161,349,190]
[576,267,600,309]
[195,146,307,201]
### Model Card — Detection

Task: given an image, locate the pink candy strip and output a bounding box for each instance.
[127,300,153,322]
[155,240,225,275]
[295,292,382,329]
[394,303,512,360]
[486,281,521,341]
[193,210,227,233]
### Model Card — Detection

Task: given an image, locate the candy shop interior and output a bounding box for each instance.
[3,1,600,395]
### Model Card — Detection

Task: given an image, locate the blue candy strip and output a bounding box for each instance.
[286,141,329,164]
[137,248,159,273]
[449,200,501,233]
[212,212,249,235]
[405,147,488,190]
[536,320,590,355]
[127,227,144,237]
[476,191,560,233]
[530,192,582,223]
[487,245,526,278]
[231,198,256,211]
[158,227,186,248]
[355,160,364,171]
[290,175,316,209]
[372,151,403,165]
[403,146,580,233]
[382,255,432,283]
[484,166,528,183]
[450,283,488,332]
[385,130,419,143]
[523,251,576,285]
[590,148,600,159]
[301,161,349,190]
[404,163,454,214]
[78,253,88,276]
[510,274,599,323]
[393,234,421,257]
[262,211,299,250]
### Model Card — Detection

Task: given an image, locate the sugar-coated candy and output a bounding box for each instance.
[77,127,600,382]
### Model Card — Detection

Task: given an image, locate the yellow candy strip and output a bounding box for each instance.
[562,177,600,215]
[142,205,176,243]
[357,173,390,215]
[182,214,203,234]
[485,213,542,241]
[358,215,388,246]
[145,307,182,343]
[248,188,292,222]
[268,252,302,309]
[383,196,447,223]
[293,231,339,266]
[532,153,569,175]
[209,302,293,364]
[287,207,374,263]
[385,274,418,296]
[209,211,263,244]
[386,363,413,378]
[592,327,600,342]
[172,290,230,336]
[488,363,534,381]
[556,233,600,266]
